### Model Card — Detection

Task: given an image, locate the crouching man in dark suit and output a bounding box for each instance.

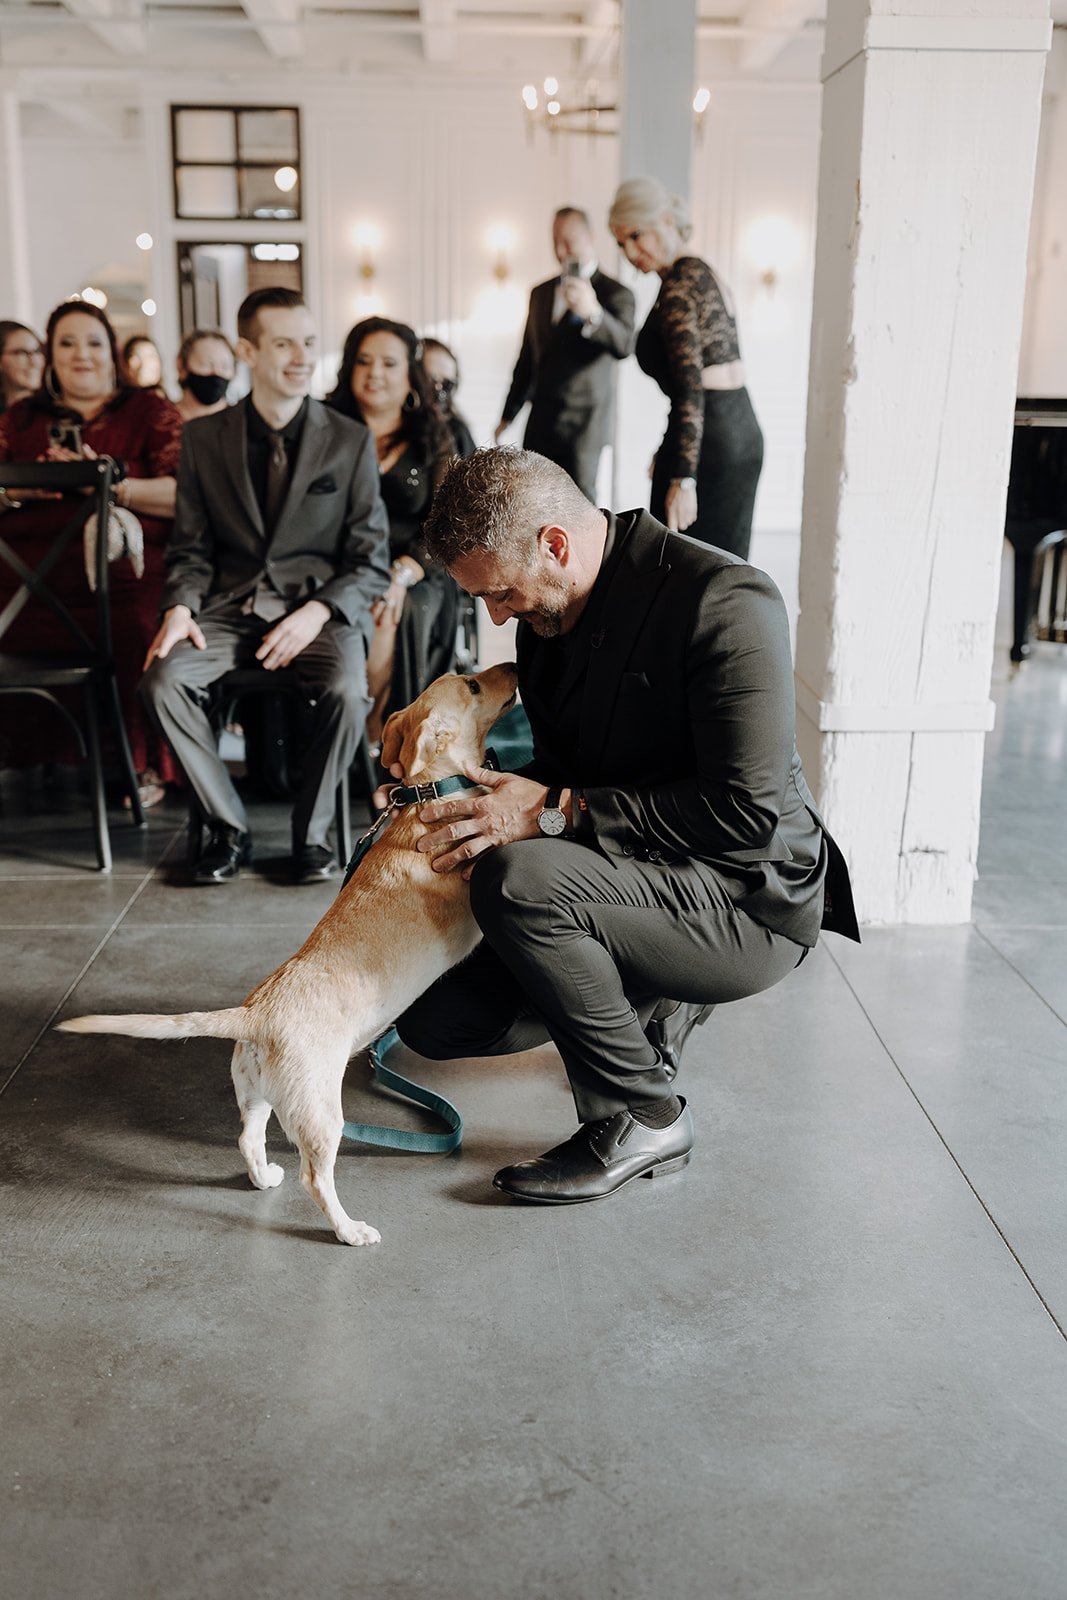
[141,287,390,885]
[390,447,859,1204]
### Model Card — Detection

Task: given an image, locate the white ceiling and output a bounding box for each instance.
[0,0,830,81]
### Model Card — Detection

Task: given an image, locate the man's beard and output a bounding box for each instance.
[524,605,565,638]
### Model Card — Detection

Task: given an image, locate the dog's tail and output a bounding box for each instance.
[56,1008,250,1043]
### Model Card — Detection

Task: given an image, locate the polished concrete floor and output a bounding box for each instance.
[2,623,1067,1599]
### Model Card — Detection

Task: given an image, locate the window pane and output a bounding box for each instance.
[174,108,236,164]
[176,165,240,219]
[238,109,298,163]
[240,165,300,221]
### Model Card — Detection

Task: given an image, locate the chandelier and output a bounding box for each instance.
[521,80,711,141]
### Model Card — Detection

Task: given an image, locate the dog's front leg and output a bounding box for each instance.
[231,1043,285,1190]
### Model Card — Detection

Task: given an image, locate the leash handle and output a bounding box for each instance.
[341,1027,463,1154]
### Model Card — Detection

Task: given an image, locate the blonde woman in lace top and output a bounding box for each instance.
[609,177,763,559]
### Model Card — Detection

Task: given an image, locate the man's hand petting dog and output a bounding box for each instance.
[419,768,552,876]
[373,765,557,879]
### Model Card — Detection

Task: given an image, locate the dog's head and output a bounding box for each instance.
[381,663,519,783]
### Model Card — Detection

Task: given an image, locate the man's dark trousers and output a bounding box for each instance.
[141,606,369,849]
[397,838,804,1122]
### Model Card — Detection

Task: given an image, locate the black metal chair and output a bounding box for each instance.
[184,667,379,871]
[0,458,145,870]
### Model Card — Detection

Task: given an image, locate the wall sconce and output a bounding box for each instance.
[745,216,803,299]
[692,86,710,143]
[486,223,516,283]
[351,222,382,284]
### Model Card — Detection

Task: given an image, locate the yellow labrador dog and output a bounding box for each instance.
[57,663,519,1247]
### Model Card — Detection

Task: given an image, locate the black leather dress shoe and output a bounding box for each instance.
[646,1000,715,1082]
[193,825,252,885]
[493,1100,694,1205]
[294,843,339,885]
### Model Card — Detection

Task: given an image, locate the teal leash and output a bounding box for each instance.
[339,772,484,1155]
[342,1027,462,1154]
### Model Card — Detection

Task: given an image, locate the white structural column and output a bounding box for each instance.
[795,0,1052,924]
[619,0,697,196]
[0,77,32,323]
[613,0,698,510]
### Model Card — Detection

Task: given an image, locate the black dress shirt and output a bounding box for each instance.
[246,398,308,527]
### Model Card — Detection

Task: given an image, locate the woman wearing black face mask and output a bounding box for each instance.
[175,328,236,423]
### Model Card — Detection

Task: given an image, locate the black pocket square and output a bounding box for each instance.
[308,474,337,494]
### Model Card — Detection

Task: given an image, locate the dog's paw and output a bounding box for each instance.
[249,1163,285,1190]
[338,1220,381,1247]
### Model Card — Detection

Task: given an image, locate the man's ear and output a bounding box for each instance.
[381,708,406,773]
[235,335,257,368]
[540,524,570,567]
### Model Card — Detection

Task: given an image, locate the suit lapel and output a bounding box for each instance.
[578,511,671,770]
[269,400,330,551]
[222,399,264,540]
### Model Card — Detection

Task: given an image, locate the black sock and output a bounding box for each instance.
[630,1094,683,1130]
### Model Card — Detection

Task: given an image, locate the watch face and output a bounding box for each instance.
[538,807,567,837]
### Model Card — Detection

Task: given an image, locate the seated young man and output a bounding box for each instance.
[141,288,390,885]
[388,447,859,1204]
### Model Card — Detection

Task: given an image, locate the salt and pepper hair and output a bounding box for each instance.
[608,177,692,242]
[423,446,599,568]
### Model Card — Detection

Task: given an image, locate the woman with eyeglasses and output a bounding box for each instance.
[0,321,44,414]
[0,301,183,803]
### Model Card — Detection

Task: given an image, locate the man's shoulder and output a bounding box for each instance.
[309,397,371,452]
[617,510,781,600]
[592,268,634,300]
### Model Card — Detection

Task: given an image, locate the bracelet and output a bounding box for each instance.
[390,562,418,590]
[670,477,697,492]
[115,477,132,509]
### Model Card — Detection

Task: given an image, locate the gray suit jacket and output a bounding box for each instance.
[502,270,635,453]
[518,509,859,948]
[162,396,391,632]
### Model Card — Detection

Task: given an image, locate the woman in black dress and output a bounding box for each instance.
[325,318,457,742]
[609,177,763,559]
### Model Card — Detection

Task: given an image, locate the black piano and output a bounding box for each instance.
[1006,398,1067,662]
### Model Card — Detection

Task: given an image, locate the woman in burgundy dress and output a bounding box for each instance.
[0,301,183,803]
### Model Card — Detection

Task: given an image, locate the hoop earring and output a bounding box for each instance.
[402,388,421,413]
[45,365,63,403]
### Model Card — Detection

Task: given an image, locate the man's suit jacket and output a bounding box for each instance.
[162,396,391,633]
[518,509,860,948]
[502,270,635,454]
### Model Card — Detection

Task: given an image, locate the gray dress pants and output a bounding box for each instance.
[140,607,369,849]
[397,838,805,1122]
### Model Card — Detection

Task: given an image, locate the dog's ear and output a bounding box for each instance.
[399,713,446,780]
[381,708,405,773]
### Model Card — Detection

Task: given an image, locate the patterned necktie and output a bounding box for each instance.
[264,429,288,532]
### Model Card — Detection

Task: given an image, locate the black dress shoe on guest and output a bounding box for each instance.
[646,1000,715,1082]
[193,825,252,885]
[493,1100,694,1205]
[294,843,340,885]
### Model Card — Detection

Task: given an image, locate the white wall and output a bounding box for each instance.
[14,74,822,546]
[1019,31,1067,396]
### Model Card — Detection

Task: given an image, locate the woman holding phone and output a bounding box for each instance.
[0,301,182,801]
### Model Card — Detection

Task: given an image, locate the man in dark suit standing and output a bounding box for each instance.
[495,207,635,503]
[388,447,859,1206]
[141,288,390,886]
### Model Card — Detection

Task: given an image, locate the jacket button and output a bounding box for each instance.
[648,850,661,863]
[621,844,634,857]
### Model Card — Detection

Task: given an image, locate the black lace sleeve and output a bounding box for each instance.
[655,257,739,479]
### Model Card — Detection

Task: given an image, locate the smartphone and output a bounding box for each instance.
[562,258,582,279]
[48,420,83,454]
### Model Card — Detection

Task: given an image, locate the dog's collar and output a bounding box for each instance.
[383,745,502,806]
[385,771,487,808]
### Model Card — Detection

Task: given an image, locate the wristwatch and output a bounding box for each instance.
[537,787,567,837]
